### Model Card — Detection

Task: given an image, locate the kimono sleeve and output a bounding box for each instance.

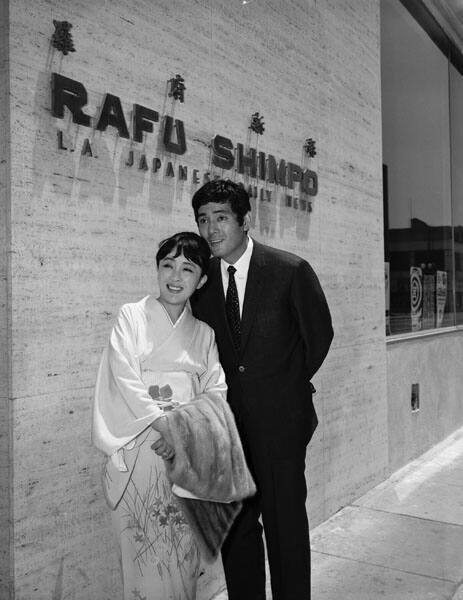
[92,304,164,456]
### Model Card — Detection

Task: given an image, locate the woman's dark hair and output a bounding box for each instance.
[192,179,251,226]
[156,232,211,275]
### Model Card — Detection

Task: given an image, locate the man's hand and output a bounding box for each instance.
[151,416,175,460]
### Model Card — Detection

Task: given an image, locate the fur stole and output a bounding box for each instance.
[160,391,256,562]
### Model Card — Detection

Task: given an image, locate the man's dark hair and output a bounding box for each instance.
[156,232,210,275]
[192,179,251,226]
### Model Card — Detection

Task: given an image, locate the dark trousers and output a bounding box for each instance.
[221,440,311,600]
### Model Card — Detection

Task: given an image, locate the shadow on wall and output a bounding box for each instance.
[233,183,313,242]
[32,69,179,216]
[259,189,312,242]
[32,70,116,207]
[32,68,313,241]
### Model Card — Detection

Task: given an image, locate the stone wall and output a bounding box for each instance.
[0,0,11,596]
[6,0,385,597]
[387,331,463,472]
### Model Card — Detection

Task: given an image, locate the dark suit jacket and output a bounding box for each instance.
[191,241,333,455]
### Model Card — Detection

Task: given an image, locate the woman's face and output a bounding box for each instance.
[157,250,206,312]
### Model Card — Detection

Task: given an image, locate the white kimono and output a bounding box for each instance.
[92,296,227,600]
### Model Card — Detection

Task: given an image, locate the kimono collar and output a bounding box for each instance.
[156,298,188,328]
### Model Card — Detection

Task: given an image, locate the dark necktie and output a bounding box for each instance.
[226,265,241,351]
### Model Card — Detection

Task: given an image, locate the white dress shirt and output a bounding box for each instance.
[220,237,254,318]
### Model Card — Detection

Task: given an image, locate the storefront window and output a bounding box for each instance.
[450,64,463,325]
[381,0,460,335]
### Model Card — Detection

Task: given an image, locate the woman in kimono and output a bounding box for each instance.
[92,232,227,600]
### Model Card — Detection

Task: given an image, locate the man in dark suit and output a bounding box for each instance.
[190,179,333,600]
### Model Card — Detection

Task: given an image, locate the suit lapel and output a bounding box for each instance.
[241,241,266,354]
[207,258,226,320]
[205,258,238,353]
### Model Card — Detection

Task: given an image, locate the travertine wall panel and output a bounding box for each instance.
[308,180,388,525]
[7,0,385,597]
[12,390,120,599]
[387,331,463,472]
[0,0,11,596]
[308,340,388,525]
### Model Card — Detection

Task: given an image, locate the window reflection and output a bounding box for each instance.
[450,64,463,325]
[381,0,460,335]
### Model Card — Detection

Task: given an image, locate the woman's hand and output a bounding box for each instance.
[151,416,175,460]
[151,436,175,460]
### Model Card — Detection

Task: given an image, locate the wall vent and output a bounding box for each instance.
[411,383,420,412]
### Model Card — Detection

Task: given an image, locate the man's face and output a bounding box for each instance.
[197,201,249,264]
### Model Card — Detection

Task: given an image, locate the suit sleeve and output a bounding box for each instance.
[199,328,228,397]
[290,259,334,381]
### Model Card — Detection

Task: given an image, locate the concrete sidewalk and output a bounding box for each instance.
[311,426,463,599]
[212,426,463,599]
